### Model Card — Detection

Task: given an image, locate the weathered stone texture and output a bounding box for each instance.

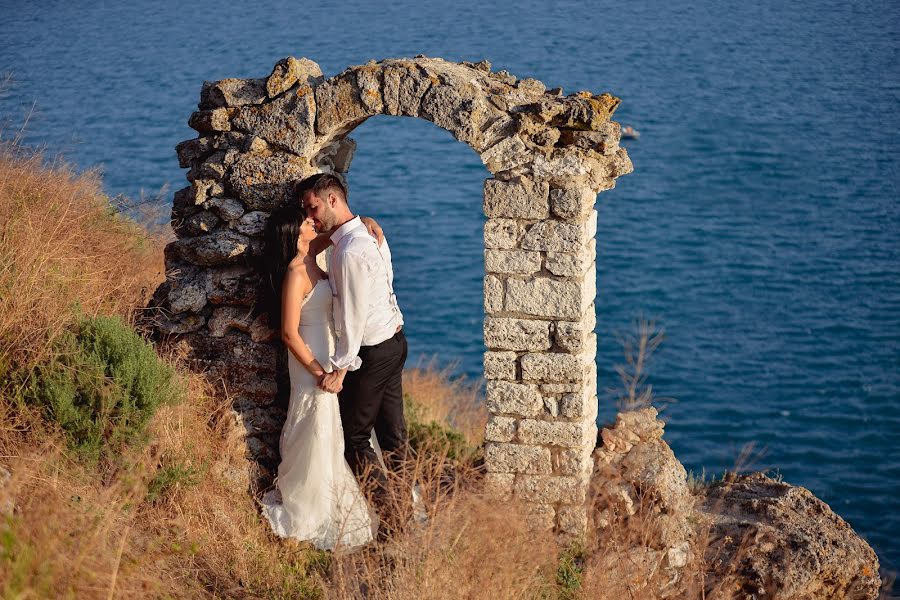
[517,419,595,448]
[483,274,504,314]
[483,350,516,380]
[484,317,551,351]
[483,218,523,249]
[515,475,585,504]
[485,443,551,474]
[200,78,267,109]
[484,249,540,274]
[505,277,592,320]
[485,381,543,417]
[266,56,323,98]
[484,415,517,443]
[483,179,549,219]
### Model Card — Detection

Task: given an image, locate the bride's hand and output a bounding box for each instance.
[360,216,385,246]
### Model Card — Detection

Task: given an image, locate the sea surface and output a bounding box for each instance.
[2,0,898,572]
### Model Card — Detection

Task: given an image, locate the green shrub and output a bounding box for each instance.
[22,314,182,461]
[404,394,476,462]
[146,460,203,503]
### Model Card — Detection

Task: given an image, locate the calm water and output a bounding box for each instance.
[2,0,898,570]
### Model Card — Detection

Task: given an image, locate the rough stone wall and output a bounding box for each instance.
[153,56,633,536]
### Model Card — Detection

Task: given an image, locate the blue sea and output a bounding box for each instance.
[2,0,898,572]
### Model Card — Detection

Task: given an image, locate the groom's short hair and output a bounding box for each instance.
[294,173,348,205]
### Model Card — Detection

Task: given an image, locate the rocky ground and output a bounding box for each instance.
[592,408,883,599]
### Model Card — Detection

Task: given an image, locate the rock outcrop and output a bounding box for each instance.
[589,408,882,599]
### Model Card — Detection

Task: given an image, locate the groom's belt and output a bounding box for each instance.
[360,327,404,350]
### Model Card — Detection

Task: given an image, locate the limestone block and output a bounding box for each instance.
[559,122,620,156]
[191,179,225,205]
[483,178,550,220]
[205,265,258,306]
[522,219,591,253]
[559,390,598,422]
[556,444,595,476]
[171,231,250,266]
[485,443,551,474]
[266,56,323,98]
[315,137,356,173]
[226,152,313,211]
[610,147,634,177]
[543,396,559,417]
[483,218,523,250]
[382,61,432,117]
[484,351,516,380]
[557,505,589,536]
[483,317,551,351]
[187,151,227,182]
[176,137,216,168]
[188,108,235,133]
[248,313,277,343]
[207,306,254,337]
[205,196,245,222]
[523,503,556,530]
[232,86,317,156]
[484,249,540,275]
[531,149,606,189]
[505,277,589,319]
[549,93,620,131]
[478,115,516,153]
[167,266,207,314]
[200,78,267,109]
[420,73,487,146]
[483,473,515,499]
[545,243,594,277]
[356,67,384,113]
[550,187,596,221]
[514,475,585,504]
[315,70,378,136]
[485,381,542,417]
[480,135,532,173]
[155,312,205,335]
[521,352,586,382]
[233,211,269,236]
[517,419,595,448]
[483,275,504,314]
[179,210,219,236]
[484,415,517,443]
[554,312,595,352]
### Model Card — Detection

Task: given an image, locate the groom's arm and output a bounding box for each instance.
[328,247,372,373]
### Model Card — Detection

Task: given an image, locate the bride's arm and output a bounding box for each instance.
[280,267,326,378]
[307,217,385,257]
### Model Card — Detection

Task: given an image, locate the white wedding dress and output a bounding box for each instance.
[260,279,376,550]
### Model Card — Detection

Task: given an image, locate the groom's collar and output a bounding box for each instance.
[329,215,362,246]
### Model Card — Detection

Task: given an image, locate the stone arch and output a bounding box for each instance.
[154,56,633,536]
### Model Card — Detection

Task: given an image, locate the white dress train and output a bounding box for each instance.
[260,279,376,550]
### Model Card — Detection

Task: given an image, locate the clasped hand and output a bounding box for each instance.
[317,370,343,393]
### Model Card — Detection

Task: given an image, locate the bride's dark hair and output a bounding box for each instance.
[263,203,307,331]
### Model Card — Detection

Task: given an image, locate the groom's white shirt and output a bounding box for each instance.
[327,216,404,372]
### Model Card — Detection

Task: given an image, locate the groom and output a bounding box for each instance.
[295,173,409,502]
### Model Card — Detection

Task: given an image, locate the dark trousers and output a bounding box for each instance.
[339,329,408,497]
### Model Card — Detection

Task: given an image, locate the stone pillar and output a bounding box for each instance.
[482,178,599,536]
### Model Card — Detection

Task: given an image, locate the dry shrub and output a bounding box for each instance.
[0,144,165,380]
[403,359,486,447]
[0,364,329,599]
[328,446,560,599]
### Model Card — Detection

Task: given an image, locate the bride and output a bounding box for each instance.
[259,203,383,550]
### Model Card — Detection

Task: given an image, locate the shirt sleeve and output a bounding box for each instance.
[330,248,370,371]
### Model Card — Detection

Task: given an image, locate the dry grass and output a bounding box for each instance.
[402,359,486,447]
[0,144,165,382]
